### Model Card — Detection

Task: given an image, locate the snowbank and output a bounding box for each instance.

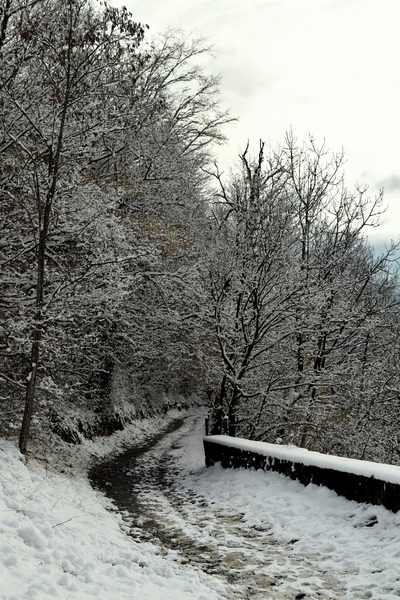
[204,435,400,512]
[0,438,227,600]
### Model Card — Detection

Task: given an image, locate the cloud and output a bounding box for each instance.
[377,175,400,194]
[118,0,400,240]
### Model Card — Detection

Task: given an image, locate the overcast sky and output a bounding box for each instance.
[115,0,400,248]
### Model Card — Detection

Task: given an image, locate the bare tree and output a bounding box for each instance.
[1,4,232,450]
[281,133,400,450]
[1,0,147,451]
[208,142,299,435]
[209,135,400,458]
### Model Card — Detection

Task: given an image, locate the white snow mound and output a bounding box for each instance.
[0,440,226,600]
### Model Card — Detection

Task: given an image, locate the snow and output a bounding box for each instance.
[1,411,400,599]
[205,434,400,485]
[174,427,400,598]
[173,463,400,598]
[0,413,227,600]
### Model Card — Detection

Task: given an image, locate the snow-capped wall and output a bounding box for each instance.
[203,435,400,513]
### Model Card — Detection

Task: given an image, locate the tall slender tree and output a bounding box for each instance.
[1,0,147,451]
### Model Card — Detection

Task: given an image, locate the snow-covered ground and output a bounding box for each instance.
[1,410,400,599]
[134,416,400,599]
[0,412,228,600]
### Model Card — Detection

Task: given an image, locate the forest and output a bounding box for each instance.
[1,0,400,464]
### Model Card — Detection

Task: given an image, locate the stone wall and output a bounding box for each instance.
[203,438,400,513]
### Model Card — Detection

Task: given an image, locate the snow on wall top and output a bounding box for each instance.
[204,435,400,485]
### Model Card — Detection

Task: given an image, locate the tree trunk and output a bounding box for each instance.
[19,216,48,453]
[228,386,240,437]
[19,320,42,453]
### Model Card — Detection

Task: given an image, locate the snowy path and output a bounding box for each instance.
[90,413,400,599]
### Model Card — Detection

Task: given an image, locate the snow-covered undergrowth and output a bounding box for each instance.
[29,408,194,475]
[0,410,228,600]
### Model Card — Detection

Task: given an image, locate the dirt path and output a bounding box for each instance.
[89,414,346,600]
[89,417,184,519]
